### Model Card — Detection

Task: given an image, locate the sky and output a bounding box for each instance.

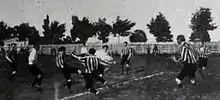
[0,0,220,43]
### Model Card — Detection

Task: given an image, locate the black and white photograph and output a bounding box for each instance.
[0,0,220,100]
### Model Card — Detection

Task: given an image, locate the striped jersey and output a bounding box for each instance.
[121,46,131,56]
[199,45,211,58]
[56,52,65,68]
[179,42,197,64]
[72,53,100,74]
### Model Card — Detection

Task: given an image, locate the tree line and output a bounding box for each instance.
[0,7,217,45]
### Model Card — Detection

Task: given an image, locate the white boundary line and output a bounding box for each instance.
[59,72,164,100]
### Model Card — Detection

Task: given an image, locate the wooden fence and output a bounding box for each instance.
[2,42,220,55]
[38,42,220,55]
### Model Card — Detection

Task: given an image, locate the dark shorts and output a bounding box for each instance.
[28,64,43,76]
[6,61,17,72]
[60,65,79,74]
[121,55,130,65]
[198,57,208,68]
[97,64,104,75]
[177,63,197,80]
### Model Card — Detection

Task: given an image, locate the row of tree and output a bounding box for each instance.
[0,7,217,45]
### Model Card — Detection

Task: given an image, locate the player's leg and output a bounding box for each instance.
[203,58,208,69]
[61,67,72,90]
[36,66,44,88]
[126,58,131,75]
[83,73,99,94]
[9,63,17,81]
[198,58,205,79]
[31,64,44,89]
[176,64,188,88]
[121,57,125,75]
[92,71,107,85]
[188,63,197,85]
[28,65,39,88]
[202,58,208,78]
[97,64,104,77]
[68,66,81,74]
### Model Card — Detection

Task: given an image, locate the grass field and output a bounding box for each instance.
[1,53,220,100]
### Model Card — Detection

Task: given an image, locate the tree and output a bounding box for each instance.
[189,7,217,42]
[129,29,147,42]
[14,23,32,41]
[42,15,50,38]
[7,27,16,38]
[147,12,173,42]
[112,16,136,36]
[42,15,66,44]
[28,27,40,45]
[50,21,66,44]
[95,18,112,43]
[0,21,13,41]
[70,15,97,44]
[14,23,40,44]
[112,16,135,43]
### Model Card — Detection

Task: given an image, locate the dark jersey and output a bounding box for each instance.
[6,50,18,63]
[0,48,5,57]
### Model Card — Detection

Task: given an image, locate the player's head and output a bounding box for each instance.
[58,46,66,53]
[124,41,128,46]
[33,44,40,51]
[177,35,185,44]
[88,48,96,55]
[11,43,17,50]
[102,45,109,51]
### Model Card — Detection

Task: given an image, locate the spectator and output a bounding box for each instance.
[153,44,159,56]
[147,45,151,55]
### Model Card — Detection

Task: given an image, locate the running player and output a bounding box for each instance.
[56,46,82,92]
[72,48,107,94]
[28,45,44,90]
[173,35,198,88]
[5,43,18,81]
[198,42,211,79]
[95,45,116,77]
[120,42,132,75]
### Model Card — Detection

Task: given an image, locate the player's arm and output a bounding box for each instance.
[71,52,86,60]
[71,53,80,60]
[5,52,12,63]
[100,59,112,66]
[127,48,132,60]
[120,50,123,58]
